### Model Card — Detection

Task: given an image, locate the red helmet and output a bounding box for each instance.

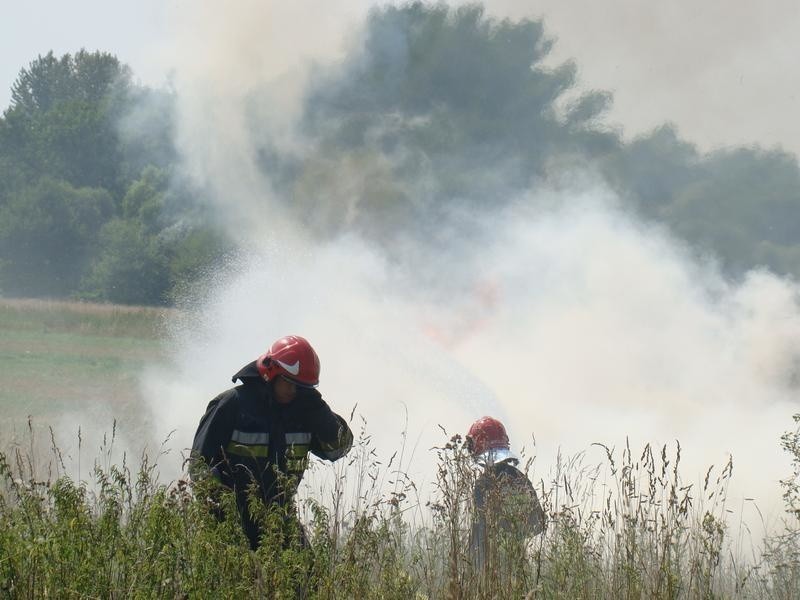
[256,335,320,387]
[467,416,510,457]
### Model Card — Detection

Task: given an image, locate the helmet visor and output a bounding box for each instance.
[474,447,516,466]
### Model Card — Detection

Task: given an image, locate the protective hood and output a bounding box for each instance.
[231,360,263,384]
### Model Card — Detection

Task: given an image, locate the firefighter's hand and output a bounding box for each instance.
[296,387,325,411]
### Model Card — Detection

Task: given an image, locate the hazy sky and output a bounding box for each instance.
[0,0,171,105]
[516,0,800,154]
[2,0,800,155]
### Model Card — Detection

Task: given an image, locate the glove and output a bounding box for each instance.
[296,387,325,411]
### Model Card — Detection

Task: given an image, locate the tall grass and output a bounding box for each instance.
[1,416,799,599]
[0,298,175,339]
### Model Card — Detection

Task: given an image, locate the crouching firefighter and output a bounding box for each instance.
[190,335,354,550]
[466,416,545,576]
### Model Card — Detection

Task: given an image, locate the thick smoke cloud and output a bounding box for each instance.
[140,1,800,532]
[143,176,800,528]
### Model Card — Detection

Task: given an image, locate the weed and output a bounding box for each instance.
[0,416,799,598]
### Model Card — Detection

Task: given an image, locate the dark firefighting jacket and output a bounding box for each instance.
[191,360,354,513]
[470,459,545,569]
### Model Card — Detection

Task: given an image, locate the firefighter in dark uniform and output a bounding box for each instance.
[191,335,353,550]
[466,416,545,574]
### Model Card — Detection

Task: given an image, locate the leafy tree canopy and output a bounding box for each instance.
[2,3,800,305]
[2,50,133,194]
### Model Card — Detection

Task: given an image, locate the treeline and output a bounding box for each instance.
[286,3,800,279]
[2,3,800,306]
[0,51,230,305]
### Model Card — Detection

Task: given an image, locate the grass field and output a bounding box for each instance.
[2,298,800,597]
[0,298,171,427]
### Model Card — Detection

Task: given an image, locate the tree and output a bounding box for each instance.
[121,166,170,233]
[1,50,133,193]
[80,218,169,305]
[165,227,233,303]
[288,2,616,242]
[665,148,800,276]
[601,125,701,221]
[0,179,112,297]
[0,51,186,304]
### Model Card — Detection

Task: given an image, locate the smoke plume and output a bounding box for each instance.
[140,2,800,534]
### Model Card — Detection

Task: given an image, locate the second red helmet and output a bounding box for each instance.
[467,416,510,457]
[257,335,320,387]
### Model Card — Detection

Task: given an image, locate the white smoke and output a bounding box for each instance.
[447,186,799,525]
[140,1,800,538]
[142,182,800,530]
[161,0,374,235]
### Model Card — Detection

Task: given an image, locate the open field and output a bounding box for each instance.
[0,298,171,428]
[2,299,800,597]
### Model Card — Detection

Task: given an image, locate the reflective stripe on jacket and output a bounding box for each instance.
[191,376,353,508]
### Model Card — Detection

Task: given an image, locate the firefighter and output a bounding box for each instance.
[466,416,545,573]
[191,335,353,550]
